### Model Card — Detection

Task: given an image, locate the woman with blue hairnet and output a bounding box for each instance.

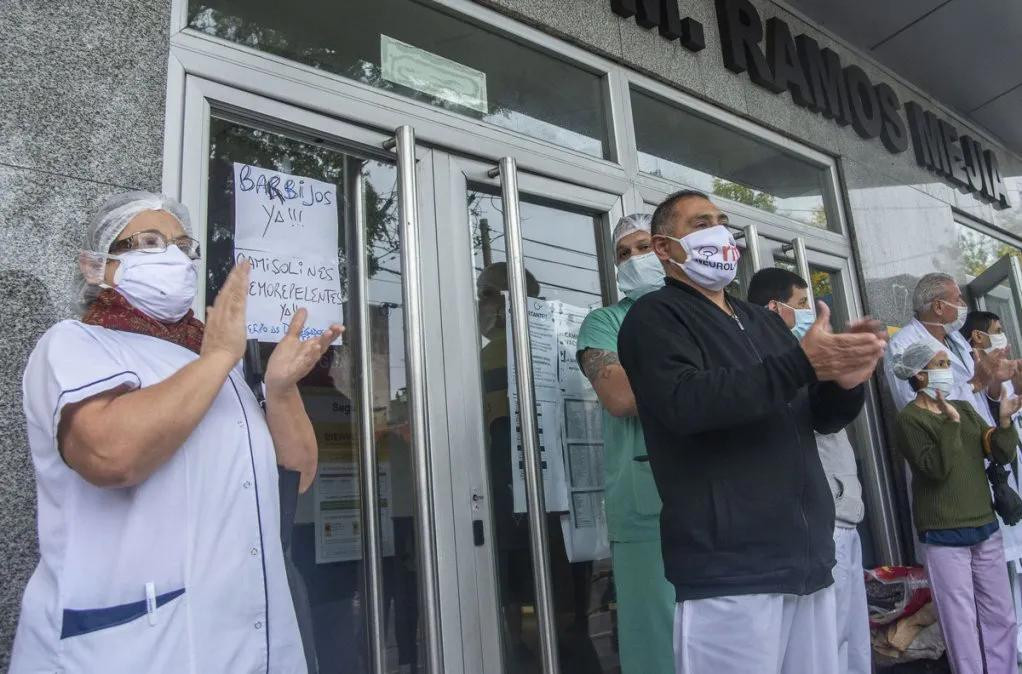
[576,213,674,673]
[11,192,339,673]
[893,340,1022,674]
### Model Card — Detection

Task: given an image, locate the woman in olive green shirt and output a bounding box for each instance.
[892,340,1022,673]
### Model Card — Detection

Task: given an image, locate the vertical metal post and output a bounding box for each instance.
[384,126,444,674]
[488,156,560,674]
[790,237,814,306]
[735,224,762,273]
[353,170,387,674]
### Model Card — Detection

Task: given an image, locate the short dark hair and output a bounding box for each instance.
[650,189,710,235]
[747,267,808,307]
[960,310,1000,342]
[908,374,924,392]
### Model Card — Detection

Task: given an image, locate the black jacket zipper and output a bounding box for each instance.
[729,306,812,593]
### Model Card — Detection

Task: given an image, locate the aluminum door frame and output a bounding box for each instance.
[174,76,460,673]
[432,150,627,674]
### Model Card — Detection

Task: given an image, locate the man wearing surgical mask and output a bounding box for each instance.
[749,267,870,674]
[577,214,673,673]
[617,190,887,673]
[883,272,1012,418]
[12,192,340,672]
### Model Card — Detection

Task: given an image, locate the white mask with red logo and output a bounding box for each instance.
[661,225,741,291]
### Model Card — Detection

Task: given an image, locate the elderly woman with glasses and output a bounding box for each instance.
[11,192,340,673]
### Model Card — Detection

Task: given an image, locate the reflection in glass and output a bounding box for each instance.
[205,118,422,673]
[189,0,609,158]
[470,187,617,673]
[630,87,833,230]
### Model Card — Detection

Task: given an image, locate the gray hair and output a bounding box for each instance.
[912,272,956,316]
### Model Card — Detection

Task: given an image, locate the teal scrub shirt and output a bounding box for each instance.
[576,297,661,543]
[578,298,675,673]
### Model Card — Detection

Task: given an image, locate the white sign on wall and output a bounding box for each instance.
[232,162,345,343]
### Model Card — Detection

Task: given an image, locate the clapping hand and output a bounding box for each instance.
[265,308,344,395]
[201,260,250,365]
[801,302,887,389]
[935,391,960,423]
[973,348,1015,389]
[999,392,1022,428]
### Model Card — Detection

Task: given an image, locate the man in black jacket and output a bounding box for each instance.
[617,190,886,673]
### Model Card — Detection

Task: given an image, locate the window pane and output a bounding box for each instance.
[205,118,423,673]
[189,0,609,158]
[470,188,617,672]
[632,88,834,230]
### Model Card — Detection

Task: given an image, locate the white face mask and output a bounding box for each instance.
[983,331,1009,353]
[111,246,198,322]
[921,367,954,400]
[660,225,741,292]
[924,299,967,335]
[617,251,665,300]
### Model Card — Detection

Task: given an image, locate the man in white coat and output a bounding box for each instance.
[884,273,1011,419]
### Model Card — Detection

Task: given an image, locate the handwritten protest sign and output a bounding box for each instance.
[232,162,344,343]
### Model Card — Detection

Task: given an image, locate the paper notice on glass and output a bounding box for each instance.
[313,459,395,564]
[232,162,344,343]
[511,397,569,513]
[551,301,592,398]
[381,35,488,114]
[560,492,609,563]
[507,295,569,513]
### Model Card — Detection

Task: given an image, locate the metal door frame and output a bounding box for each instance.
[967,254,1022,355]
[173,76,457,673]
[432,150,627,674]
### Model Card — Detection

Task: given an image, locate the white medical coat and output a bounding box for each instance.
[11,321,306,673]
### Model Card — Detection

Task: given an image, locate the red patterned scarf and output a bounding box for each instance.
[82,288,204,354]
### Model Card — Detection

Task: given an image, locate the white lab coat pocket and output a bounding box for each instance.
[59,589,188,673]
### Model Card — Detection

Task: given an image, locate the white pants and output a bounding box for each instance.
[673,586,838,674]
[832,527,872,674]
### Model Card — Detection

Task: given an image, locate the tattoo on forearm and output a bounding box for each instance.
[581,349,620,382]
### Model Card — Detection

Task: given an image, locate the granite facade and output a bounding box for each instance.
[0,0,171,666]
[1,0,1021,664]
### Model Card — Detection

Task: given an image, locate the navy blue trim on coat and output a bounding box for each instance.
[60,588,184,639]
[228,375,271,672]
[53,370,142,421]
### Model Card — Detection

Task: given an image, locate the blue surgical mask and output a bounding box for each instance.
[617,252,665,300]
[779,301,815,340]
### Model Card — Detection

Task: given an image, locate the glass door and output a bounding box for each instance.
[178,78,450,674]
[433,151,627,674]
[967,254,1022,356]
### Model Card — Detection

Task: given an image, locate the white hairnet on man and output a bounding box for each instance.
[612,212,653,246]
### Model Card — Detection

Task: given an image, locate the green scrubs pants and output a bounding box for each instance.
[612,539,675,674]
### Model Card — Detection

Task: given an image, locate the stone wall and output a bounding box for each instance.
[0,0,171,665]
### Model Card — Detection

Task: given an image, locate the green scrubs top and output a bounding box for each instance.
[577,298,661,543]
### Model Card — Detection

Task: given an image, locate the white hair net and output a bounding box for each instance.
[890,341,940,380]
[612,213,652,247]
[76,191,193,313]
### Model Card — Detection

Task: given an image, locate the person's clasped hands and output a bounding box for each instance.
[800,301,887,389]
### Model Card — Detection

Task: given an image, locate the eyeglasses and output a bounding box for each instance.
[110,230,202,260]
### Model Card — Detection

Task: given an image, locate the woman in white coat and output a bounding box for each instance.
[11,192,340,673]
